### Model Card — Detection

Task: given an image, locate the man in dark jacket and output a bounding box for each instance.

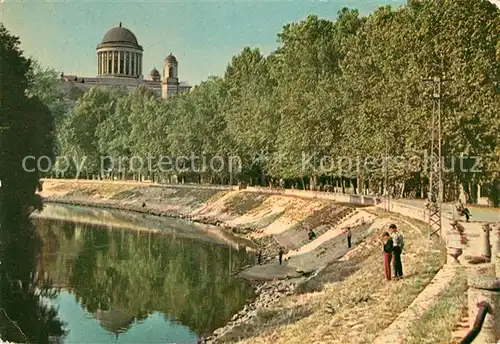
[390,224,404,279]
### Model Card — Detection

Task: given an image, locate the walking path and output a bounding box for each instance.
[395,198,500,223]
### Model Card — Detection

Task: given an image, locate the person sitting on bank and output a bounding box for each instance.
[308,230,317,240]
[455,199,471,222]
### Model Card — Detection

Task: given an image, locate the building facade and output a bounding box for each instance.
[60,23,191,99]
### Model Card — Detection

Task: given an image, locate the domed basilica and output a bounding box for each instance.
[60,23,191,99]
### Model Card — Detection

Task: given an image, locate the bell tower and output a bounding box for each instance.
[162,53,179,99]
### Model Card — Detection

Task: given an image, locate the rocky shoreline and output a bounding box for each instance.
[204,278,300,343]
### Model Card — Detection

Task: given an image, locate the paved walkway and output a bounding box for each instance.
[395,198,500,223]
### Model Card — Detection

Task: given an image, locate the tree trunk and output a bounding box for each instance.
[260,172,266,187]
[310,175,317,191]
[357,175,364,195]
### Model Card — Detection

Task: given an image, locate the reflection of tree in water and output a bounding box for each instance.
[0,212,66,344]
[36,218,255,336]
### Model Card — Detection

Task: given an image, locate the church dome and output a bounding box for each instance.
[101,23,138,45]
[149,68,160,77]
[165,54,177,63]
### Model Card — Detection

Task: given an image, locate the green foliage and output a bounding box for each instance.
[27,61,68,126]
[0,216,66,343]
[36,218,255,336]
[0,24,56,211]
[55,1,500,201]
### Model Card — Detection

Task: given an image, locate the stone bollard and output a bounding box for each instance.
[468,264,500,343]
[496,224,500,279]
[480,224,492,260]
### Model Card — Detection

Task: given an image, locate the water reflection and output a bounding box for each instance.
[0,213,66,344]
[34,216,255,341]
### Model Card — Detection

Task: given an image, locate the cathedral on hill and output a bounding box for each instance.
[59,23,191,99]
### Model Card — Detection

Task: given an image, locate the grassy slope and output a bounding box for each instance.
[407,268,468,344]
[220,211,446,344]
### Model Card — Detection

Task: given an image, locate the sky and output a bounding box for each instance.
[1,0,406,85]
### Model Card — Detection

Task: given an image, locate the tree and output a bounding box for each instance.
[54,2,500,202]
[224,47,279,184]
[127,86,169,181]
[27,61,69,127]
[59,87,122,178]
[0,24,56,212]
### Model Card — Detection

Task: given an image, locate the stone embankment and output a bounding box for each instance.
[37,181,379,333]
[38,179,500,343]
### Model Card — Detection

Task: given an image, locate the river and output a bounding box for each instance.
[0,204,256,344]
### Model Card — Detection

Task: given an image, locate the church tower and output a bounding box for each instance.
[161,53,179,99]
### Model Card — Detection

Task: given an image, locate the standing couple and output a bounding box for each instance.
[381,224,404,280]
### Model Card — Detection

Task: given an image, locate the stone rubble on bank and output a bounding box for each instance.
[203,279,298,343]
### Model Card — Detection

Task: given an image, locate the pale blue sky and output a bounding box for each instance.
[1,0,405,85]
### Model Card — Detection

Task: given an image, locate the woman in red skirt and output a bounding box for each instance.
[382,232,394,281]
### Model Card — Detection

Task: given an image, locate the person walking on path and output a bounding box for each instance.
[390,224,404,279]
[278,247,285,265]
[345,227,352,248]
[381,232,393,281]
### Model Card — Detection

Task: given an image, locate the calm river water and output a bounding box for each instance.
[0,206,255,344]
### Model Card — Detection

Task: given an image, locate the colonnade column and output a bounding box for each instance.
[102,52,105,75]
[138,55,142,77]
[131,52,134,77]
[128,52,132,76]
[97,50,142,77]
[136,54,139,77]
[133,53,136,76]
[104,52,108,74]
[117,52,121,75]
[136,53,139,76]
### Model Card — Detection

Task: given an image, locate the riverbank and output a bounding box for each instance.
[37,179,447,343]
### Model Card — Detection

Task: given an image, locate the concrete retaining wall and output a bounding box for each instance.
[243,187,428,222]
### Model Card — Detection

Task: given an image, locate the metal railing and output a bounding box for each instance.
[459,301,493,344]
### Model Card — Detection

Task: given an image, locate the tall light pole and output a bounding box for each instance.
[422,76,447,238]
[385,138,390,212]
